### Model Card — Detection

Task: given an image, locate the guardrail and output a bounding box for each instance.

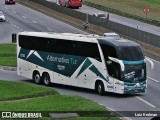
[83,1,160,27]
[23,0,160,48]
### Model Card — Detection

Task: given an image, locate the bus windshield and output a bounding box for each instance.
[117,46,144,61]
[122,63,146,82]
[101,44,146,82]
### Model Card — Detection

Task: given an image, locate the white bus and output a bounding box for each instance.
[17,32,153,95]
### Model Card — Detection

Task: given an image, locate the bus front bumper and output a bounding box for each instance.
[123,81,147,94]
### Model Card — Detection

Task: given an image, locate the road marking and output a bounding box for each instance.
[13,11,16,13]
[8,21,23,31]
[136,96,156,108]
[147,76,159,83]
[14,24,20,29]
[47,28,52,31]
[105,106,131,120]
[22,16,27,19]
[4,7,8,9]
[33,21,37,23]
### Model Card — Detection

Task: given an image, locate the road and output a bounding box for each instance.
[0,0,160,120]
[47,0,160,35]
[0,0,85,43]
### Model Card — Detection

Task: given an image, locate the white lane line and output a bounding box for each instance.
[15,26,19,29]
[47,28,52,31]
[22,16,27,19]
[13,11,16,13]
[147,76,159,83]
[105,105,131,120]
[136,96,156,108]
[8,21,23,31]
[4,7,8,9]
[33,21,37,23]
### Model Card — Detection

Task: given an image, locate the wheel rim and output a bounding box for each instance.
[35,74,40,83]
[44,75,50,85]
[98,84,102,94]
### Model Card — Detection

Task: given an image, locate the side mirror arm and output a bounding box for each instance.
[145,57,154,69]
[108,57,125,72]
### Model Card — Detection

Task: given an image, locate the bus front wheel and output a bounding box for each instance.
[42,73,51,86]
[33,71,41,84]
[96,81,105,95]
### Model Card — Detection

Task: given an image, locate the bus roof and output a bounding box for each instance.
[98,37,140,47]
[18,32,100,43]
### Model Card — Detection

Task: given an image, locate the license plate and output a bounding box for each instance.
[134,90,139,93]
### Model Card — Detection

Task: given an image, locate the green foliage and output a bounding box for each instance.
[0,57,16,67]
[0,80,58,101]
[0,95,105,111]
[0,44,16,55]
[0,44,16,66]
[0,80,119,120]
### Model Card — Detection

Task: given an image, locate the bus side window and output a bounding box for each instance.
[71,41,101,62]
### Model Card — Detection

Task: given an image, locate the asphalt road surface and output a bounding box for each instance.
[47,0,160,35]
[0,0,160,120]
[0,0,86,43]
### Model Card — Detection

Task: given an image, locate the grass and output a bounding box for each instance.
[0,95,105,111]
[85,0,160,21]
[0,80,58,101]
[0,44,16,67]
[0,80,119,120]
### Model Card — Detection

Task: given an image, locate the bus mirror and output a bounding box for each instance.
[108,57,125,72]
[145,57,154,69]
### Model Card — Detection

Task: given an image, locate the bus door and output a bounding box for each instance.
[107,57,125,93]
[106,76,114,92]
[106,60,121,92]
[113,78,120,93]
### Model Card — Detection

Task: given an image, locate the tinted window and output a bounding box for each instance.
[19,35,101,61]
[118,46,144,61]
[100,44,118,59]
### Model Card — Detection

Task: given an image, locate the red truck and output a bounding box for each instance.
[59,0,82,8]
[5,0,16,4]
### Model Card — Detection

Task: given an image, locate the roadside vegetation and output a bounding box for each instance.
[0,44,16,66]
[85,0,160,21]
[0,80,119,120]
[0,80,58,101]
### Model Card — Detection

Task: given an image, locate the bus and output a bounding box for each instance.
[59,0,82,8]
[17,32,154,95]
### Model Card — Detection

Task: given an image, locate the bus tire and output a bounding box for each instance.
[42,73,51,86]
[33,71,41,84]
[96,81,105,95]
